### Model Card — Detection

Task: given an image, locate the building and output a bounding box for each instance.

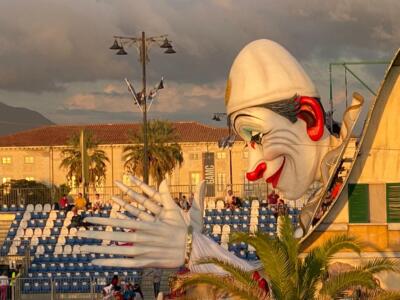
[0,121,258,200]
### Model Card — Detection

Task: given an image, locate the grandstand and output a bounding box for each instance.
[0,198,300,297]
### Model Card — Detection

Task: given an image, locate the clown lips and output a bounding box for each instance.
[246,157,285,188]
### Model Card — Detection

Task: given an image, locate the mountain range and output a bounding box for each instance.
[0,102,54,136]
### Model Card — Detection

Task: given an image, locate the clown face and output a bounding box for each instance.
[231,106,331,200]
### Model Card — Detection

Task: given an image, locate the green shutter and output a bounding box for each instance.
[386,183,400,223]
[348,184,369,223]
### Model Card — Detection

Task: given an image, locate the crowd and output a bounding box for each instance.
[102,271,163,300]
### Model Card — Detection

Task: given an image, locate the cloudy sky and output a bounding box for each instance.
[0,0,398,125]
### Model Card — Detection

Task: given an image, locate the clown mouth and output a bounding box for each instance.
[246,157,285,188]
[266,157,285,188]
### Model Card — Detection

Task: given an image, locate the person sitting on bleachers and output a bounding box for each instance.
[123,283,135,300]
[58,194,69,211]
[132,283,143,300]
[225,190,238,209]
[267,190,279,208]
[74,193,86,210]
[277,199,288,217]
[69,208,89,229]
[92,193,103,212]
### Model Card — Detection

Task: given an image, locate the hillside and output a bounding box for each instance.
[0,102,54,136]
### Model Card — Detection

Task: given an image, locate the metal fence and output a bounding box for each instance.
[10,276,141,300]
[0,183,270,207]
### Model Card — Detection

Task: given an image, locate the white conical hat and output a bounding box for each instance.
[225,39,319,115]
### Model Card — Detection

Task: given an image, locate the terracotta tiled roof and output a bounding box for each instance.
[0,122,236,147]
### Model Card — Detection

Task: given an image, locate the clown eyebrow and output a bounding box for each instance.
[230,95,300,125]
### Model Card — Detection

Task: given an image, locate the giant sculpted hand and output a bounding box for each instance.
[79,176,205,268]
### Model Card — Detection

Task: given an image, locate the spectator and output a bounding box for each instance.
[225,189,234,207]
[152,269,162,297]
[267,190,279,208]
[59,194,69,210]
[102,283,113,300]
[277,199,287,217]
[92,193,102,211]
[312,206,324,227]
[180,195,189,211]
[69,208,89,229]
[132,283,143,300]
[123,283,135,300]
[188,193,195,208]
[74,193,87,210]
[330,178,343,199]
[0,272,8,300]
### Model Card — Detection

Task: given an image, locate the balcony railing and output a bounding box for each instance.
[0,183,271,207]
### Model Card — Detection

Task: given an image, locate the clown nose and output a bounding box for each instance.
[246,162,266,181]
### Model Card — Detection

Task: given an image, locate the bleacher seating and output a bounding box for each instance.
[0,199,302,294]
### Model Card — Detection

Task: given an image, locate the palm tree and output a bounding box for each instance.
[123,120,183,187]
[60,131,109,189]
[179,217,400,300]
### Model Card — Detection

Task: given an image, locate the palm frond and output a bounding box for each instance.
[357,258,400,275]
[320,270,377,297]
[178,273,269,300]
[231,231,295,299]
[196,257,256,289]
[372,290,400,300]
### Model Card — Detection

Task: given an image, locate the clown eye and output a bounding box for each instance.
[250,131,263,144]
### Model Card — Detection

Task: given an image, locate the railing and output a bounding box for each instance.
[0,183,271,207]
[12,276,142,299]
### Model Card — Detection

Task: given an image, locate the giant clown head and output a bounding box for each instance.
[226,40,332,200]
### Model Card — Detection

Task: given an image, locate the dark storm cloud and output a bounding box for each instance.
[0,0,398,123]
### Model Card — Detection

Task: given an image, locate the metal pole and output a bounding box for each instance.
[329,63,333,132]
[141,31,149,185]
[228,118,233,187]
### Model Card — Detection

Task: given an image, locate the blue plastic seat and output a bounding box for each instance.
[1,204,8,212]
[233,208,241,216]
[18,204,25,211]
[223,209,232,216]
[214,216,222,224]
[223,215,231,224]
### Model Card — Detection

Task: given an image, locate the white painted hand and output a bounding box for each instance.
[79,176,205,269]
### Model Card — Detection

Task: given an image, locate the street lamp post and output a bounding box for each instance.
[212,113,235,188]
[110,32,175,184]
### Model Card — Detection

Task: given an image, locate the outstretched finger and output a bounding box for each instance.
[158,180,179,210]
[193,180,206,214]
[129,176,162,204]
[111,196,155,222]
[115,181,161,214]
[84,217,160,233]
[81,245,163,257]
[77,230,156,244]
[91,258,174,268]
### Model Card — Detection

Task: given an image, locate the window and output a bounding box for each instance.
[190,172,201,186]
[348,184,369,223]
[189,153,199,160]
[24,156,34,164]
[217,173,226,192]
[387,183,400,223]
[25,177,34,181]
[216,151,227,159]
[2,157,11,164]
[2,177,11,184]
